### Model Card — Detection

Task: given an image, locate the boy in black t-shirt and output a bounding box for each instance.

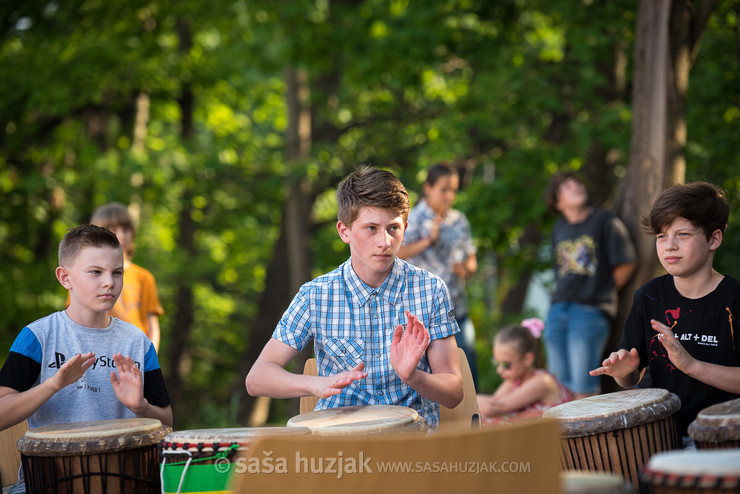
[590,182,740,439]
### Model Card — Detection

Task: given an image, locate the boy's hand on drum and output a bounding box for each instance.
[49,352,96,391]
[110,353,147,413]
[314,363,367,398]
[651,319,695,373]
[589,348,640,378]
[391,311,430,382]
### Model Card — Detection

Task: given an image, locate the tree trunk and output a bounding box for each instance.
[165,18,196,422]
[610,1,714,392]
[236,66,315,423]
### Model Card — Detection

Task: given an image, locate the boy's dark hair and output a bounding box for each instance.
[495,325,545,369]
[59,225,121,267]
[544,172,590,215]
[91,202,135,256]
[337,166,410,226]
[642,181,729,239]
[424,162,456,187]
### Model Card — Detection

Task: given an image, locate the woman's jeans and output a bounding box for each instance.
[544,302,610,395]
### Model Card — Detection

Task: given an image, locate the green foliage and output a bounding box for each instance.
[0,0,738,428]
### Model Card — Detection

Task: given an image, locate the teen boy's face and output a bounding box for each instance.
[337,207,406,288]
[655,217,721,279]
[555,178,587,212]
[59,246,124,317]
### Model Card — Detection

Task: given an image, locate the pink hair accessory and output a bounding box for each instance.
[521,317,545,339]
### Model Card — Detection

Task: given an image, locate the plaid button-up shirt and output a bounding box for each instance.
[274,257,459,428]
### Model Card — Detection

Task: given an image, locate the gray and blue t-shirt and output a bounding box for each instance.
[0,310,169,428]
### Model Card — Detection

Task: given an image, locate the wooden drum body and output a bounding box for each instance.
[17,418,169,494]
[287,405,428,436]
[640,450,740,494]
[159,426,310,494]
[688,398,740,449]
[543,389,681,488]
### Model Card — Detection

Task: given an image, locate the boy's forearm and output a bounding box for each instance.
[132,401,173,428]
[0,380,60,430]
[246,361,312,398]
[404,370,463,409]
[615,369,641,389]
[684,360,740,395]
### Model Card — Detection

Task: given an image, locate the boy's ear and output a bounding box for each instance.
[55,266,71,289]
[709,229,723,251]
[336,221,351,244]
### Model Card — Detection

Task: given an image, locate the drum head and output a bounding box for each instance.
[688,398,740,443]
[542,389,680,437]
[641,450,740,489]
[287,405,421,435]
[561,471,635,494]
[162,426,311,452]
[17,418,168,456]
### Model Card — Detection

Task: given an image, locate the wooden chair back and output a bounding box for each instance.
[0,421,28,487]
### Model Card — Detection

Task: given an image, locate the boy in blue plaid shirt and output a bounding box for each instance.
[246,166,463,428]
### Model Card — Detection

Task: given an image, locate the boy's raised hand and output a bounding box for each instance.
[49,352,96,391]
[313,362,367,398]
[110,352,146,413]
[390,311,431,381]
[650,319,695,373]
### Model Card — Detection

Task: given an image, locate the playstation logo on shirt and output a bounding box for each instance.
[47,352,66,369]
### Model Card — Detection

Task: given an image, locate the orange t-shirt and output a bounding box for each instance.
[111,262,164,335]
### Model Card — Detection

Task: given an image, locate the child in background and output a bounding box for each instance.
[89,203,164,351]
[477,318,573,426]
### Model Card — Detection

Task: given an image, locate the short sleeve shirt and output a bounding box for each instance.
[620,275,740,434]
[551,207,636,317]
[273,257,459,428]
[0,311,170,429]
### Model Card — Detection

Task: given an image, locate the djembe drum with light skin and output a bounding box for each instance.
[640,449,740,494]
[159,426,311,494]
[543,388,681,488]
[286,405,428,436]
[687,398,740,449]
[16,418,169,494]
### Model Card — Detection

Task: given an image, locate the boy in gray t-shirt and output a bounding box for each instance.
[0,224,172,431]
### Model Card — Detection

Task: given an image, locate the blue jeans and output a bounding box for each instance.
[544,302,610,395]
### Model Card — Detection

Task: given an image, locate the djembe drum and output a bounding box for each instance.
[687,398,740,449]
[17,418,168,494]
[543,388,681,487]
[286,405,428,436]
[640,449,740,493]
[561,471,637,494]
[159,426,311,494]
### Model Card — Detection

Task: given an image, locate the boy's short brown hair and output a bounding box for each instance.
[58,225,121,267]
[91,202,135,257]
[336,166,410,226]
[91,202,135,233]
[643,181,729,239]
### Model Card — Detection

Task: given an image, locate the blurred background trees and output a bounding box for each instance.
[1,0,738,428]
